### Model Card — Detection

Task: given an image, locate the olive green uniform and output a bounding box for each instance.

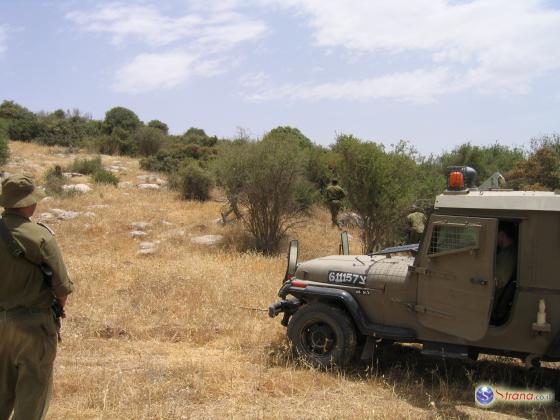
[406,211,426,243]
[0,210,73,420]
[326,184,346,227]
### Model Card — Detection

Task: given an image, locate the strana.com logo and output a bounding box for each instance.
[475,384,555,407]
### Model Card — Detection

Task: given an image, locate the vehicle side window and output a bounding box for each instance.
[428,222,480,257]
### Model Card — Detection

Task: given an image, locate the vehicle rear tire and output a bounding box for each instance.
[287,303,357,368]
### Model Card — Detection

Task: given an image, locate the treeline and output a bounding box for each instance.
[1,100,559,253]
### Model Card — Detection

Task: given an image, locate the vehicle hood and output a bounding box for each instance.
[295,254,413,289]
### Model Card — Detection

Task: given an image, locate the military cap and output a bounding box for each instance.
[0,174,46,208]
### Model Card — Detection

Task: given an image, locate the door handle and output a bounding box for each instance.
[470,277,488,286]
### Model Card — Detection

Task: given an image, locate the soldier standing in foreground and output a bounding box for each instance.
[0,174,73,420]
[325,179,346,227]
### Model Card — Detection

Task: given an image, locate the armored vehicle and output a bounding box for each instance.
[269,167,560,368]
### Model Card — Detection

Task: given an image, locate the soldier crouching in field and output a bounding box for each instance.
[0,174,73,420]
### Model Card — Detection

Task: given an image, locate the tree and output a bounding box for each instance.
[0,100,42,141]
[103,107,142,135]
[333,135,417,252]
[267,126,313,150]
[181,127,218,147]
[215,131,309,254]
[147,119,169,135]
[507,146,560,191]
[134,126,166,156]
[440,142,524,184]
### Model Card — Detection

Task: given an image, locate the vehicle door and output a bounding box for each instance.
[415,215,497,341]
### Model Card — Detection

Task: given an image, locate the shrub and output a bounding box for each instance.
[140,142,217,173]
[0,133,8,165]
[170,163,213,201]
[69,156,103,175]
[103,107,142,135]
[135,126,166,157]
[44,165,66,195]
[92,168,119,186]
[182,127,218,147]
[215,131,309,254]
[147,119,169,135]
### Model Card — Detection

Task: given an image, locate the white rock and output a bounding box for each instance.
[38,212,54,220]
[62,184,92,193]
[137,183,160,190]
[130,222,151,230]
[190,234,224,246]
[137,248,156,255]
[139,241,157,250]
[160,220,173,226]
[83,212,96,217]
[87,204,110,209]
[50,209,80,220]
[62,172,84,179]
[129,231,147,238]
[117,181,133,189]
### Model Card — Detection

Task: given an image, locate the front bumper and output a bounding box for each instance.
[268,298,301,326]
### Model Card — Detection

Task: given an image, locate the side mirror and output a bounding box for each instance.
[340,231,349,255]
[285,239,299,281]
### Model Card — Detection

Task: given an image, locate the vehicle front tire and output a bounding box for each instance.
[287,303,357,368]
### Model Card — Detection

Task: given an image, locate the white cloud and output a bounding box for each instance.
[246,68,453,103]
[0,24,7,56]
[113,51,223,93]
[250,0,560,101]
[66,2,266,93]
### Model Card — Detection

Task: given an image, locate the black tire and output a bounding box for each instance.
[287,303,357,368]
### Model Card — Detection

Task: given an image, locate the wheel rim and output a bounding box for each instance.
[300,321,336,356]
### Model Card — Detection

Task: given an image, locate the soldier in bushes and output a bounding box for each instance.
[325,179,346,228]
[0,174,74,420]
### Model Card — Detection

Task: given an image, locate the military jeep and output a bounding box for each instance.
[269,167,560,368]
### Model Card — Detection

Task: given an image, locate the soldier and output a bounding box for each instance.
[0,174,74,420]
[406,206,427,243]
[491,223,518,325]
[325,179,346,227]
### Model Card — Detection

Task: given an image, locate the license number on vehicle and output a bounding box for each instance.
[328,271,367,286]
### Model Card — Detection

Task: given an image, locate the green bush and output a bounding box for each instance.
[170,163,213,201]
[147,119,169,135]
[44,165,65,195]
[92,168,119,186]
[103,107,142,135]
[140,142,216,173]
[97,127,137,156]
[135,126,166,156]
[0,133,9,165]
[69,156,103,175]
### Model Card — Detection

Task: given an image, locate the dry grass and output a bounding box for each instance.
[2,141,559,419]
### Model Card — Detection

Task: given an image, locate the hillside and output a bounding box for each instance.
[2,141,558,419]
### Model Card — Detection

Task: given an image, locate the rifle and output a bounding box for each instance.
[0,218,65,341]
[39,262,66,342]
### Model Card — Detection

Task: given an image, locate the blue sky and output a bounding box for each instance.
[1,0,560,154]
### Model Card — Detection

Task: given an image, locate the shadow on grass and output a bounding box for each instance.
[267,339,560,418]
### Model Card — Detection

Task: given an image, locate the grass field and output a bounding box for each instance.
[2,141,559,419]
